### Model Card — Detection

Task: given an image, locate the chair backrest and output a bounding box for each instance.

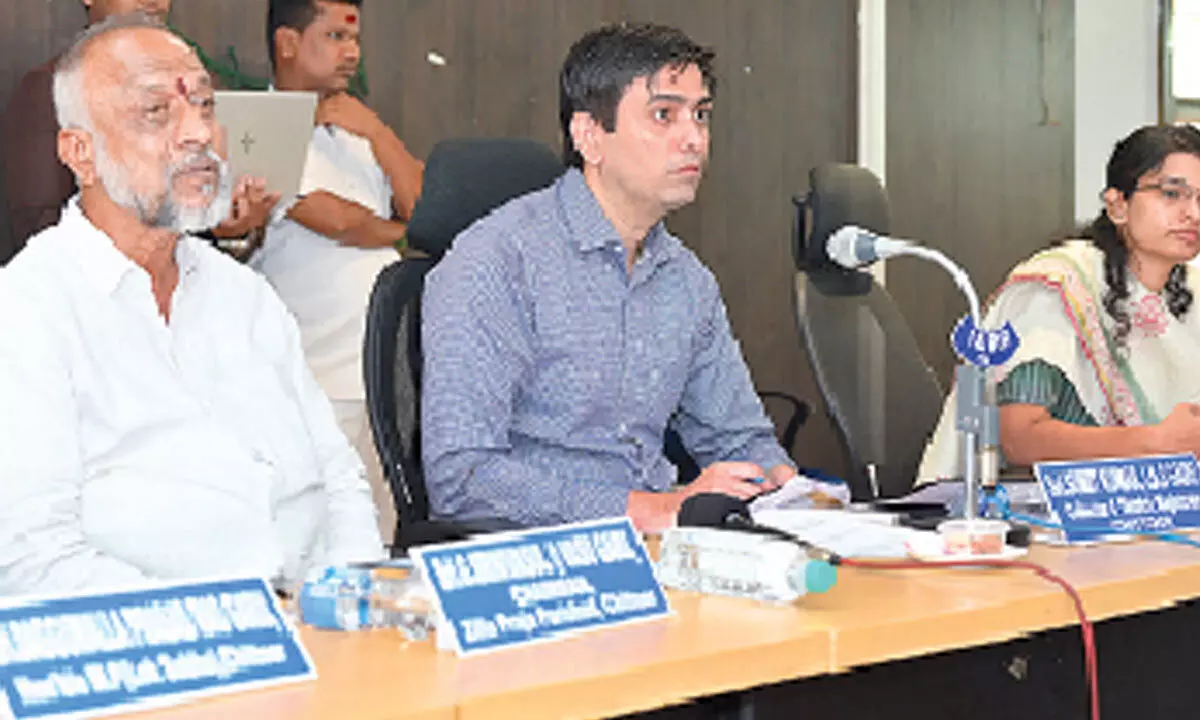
[364,137,564,545]
[792,164,944,500]
[405,137,567,257]
[364,257,437,537]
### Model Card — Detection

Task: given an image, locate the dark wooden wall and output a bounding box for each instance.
[886,0,1076,382]
[0,1,858,474]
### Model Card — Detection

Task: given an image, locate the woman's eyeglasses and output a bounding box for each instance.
[1134,182,1200,206]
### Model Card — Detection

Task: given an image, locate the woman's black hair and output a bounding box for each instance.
[1082,124,1200,347]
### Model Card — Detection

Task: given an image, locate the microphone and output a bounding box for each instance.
[677,493,756,529]
[824,225,912,269]
[824,225,1000,519]
[825,224,983,327]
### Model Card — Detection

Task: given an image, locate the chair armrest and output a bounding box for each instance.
[393,517,525,555]
[758,390,811,456]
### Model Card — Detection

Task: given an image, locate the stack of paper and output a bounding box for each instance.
[751,508,928,559]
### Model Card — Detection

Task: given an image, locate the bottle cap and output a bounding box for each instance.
[791,559,838,595]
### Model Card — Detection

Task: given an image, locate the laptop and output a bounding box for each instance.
[213,90,318,201]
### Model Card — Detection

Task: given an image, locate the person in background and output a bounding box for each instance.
[256,0,424,541]
[421,23,796,532]
[0,14,383,595]
[1,0,277,264]
[919,124,1200,480]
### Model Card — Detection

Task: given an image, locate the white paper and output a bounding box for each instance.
[747,474,852,513]
[752,508,927,559]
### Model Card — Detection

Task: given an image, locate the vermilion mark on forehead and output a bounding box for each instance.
[345,12,357,23]
[176,76,188,95]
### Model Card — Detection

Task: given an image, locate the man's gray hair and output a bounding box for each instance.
[52,12,171,131]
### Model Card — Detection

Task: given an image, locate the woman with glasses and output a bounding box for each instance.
[920,124,1200,478]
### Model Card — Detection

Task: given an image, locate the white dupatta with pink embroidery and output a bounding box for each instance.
[917,240,1200,483]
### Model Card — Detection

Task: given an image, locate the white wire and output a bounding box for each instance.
[894,244,983,326]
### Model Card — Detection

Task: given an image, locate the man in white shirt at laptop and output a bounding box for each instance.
[0,14,384,594]
[254,0,424,540]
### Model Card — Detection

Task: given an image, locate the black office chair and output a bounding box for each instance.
[363,137,565,551]
[791,163,944,500]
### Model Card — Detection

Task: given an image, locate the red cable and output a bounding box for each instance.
[838,557,1099,720]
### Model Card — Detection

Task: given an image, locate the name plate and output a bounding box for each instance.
[1034,453,1200,542]
[410,517,670,656]
[0,577,313,719]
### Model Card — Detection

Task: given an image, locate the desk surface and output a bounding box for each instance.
[125,540,1200,720]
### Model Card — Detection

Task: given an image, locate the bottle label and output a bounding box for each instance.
[299,566,371,630]
[658,527,818,602]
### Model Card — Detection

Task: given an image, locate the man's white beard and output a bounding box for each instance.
[94,140,232,234]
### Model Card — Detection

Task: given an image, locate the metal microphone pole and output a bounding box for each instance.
[832,230,1002,519]
[899,244,999,520]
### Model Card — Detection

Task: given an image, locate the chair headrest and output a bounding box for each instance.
[406,138,565,257]
[793,163,891,295]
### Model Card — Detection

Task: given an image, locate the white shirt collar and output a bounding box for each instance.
[59,196,204,297]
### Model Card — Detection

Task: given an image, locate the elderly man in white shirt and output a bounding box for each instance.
[0,14,384,595]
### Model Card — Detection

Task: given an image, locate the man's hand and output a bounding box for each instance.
[764,463,797,488]
[316,93,387,142]
[315,93,423,219]
[627,461,782,534]
[684,461,780,501]
[211,176,281,240]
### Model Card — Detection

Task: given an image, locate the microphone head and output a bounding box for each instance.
[677,493,752,528]
[825,225,872,269]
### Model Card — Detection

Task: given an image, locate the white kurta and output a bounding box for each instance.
[0,200,383,594]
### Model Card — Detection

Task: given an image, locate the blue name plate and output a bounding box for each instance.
[0,577,314,719]
[1034,453,1200,542]
[410,517,670,656]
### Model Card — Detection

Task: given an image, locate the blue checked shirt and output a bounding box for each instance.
[421,169,792,526]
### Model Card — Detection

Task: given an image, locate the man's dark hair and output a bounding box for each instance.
[267,0,363,71]
[558,22,716,169]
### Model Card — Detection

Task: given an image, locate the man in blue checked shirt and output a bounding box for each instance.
[421,22,797,532]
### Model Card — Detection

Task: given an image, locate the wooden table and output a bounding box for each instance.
[124,539,1200,719]
[806,539,1200,670]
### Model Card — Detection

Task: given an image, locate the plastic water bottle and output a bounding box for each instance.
[368,570,437,640]
[656,526,837,603]
[299,563,436,640]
